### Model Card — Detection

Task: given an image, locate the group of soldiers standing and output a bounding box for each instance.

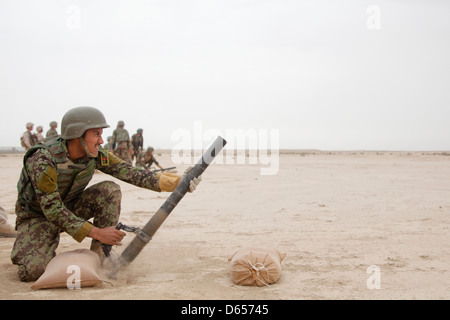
[21,120,162,171]
[21,121,58,150]
[6,116,164,238]
[102,120,163,170]
[2,121,59,238]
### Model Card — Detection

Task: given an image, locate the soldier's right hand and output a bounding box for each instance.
[88,226,126,245]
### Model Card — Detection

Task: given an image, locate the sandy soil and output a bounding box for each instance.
[0,151,449,300]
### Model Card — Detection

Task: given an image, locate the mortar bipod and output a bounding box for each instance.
[101,222,151,257]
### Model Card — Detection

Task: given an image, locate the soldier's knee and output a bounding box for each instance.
[98,181,121,194]
[98,181,122,204]
[17,263,45,282]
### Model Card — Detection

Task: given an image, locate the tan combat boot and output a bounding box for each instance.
[0,206,17,238]
[90,239,107,263]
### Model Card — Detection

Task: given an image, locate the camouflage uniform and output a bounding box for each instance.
[112,122,131,164]
[11,136,164,281]
[102,136,113,152]
[46,128,58,138]
[46,121,58,138]
[130,130,144,165]
[140,150,161,170]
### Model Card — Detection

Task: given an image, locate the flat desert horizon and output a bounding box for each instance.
[0,150,449,300]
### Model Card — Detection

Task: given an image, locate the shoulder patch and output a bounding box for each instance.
[109,152,125,165]
[100,150,109,166]
[37,167,58,194]
[100,150,125,166]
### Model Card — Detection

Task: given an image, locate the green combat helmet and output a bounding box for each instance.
[61,106,110,140]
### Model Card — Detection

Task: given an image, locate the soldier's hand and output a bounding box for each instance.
[89,226,126,245]
[189,176,202,192]
[183,166,202,193]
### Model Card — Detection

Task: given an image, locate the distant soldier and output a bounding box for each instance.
[35,126,44,142]
[46,121,58,138]
[139,146,164,171]
[21,122,37,150]
[111,120,131,164]
[131,128,144,166]
[102,136,113,152]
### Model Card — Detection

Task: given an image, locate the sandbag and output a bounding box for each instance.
[228,247,286,287]
[31,249,102,290]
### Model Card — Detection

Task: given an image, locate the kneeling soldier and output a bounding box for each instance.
[11,106,200,281]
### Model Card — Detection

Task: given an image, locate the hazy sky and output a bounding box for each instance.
[1,0,449,150]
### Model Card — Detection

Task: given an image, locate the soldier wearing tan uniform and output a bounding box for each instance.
[21,122,37,150]
[35,126,44,142]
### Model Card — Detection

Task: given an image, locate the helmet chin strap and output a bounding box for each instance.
[78,137,98,158]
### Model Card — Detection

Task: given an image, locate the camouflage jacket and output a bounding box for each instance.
[140,152,159,168]
[131,133,144,151]
[112,128,130,143]
[15,136,162,242]
[102,142,112,151]
[46,128,58,138]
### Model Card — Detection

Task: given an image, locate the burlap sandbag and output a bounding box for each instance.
[228,247,286,287]
[31,249,102,290]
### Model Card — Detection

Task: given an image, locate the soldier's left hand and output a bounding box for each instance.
[183,166,202,193]
[189,176,202,192]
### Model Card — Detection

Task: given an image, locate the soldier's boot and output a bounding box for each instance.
[90,239,107,264]
[90,239,120,277]
[0,207,16,238]
[0,221,17,238]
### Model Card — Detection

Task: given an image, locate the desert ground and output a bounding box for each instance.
[0,150,449,300]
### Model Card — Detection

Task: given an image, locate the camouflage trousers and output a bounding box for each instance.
[115,141,131,164]
[131,148,142,166]
[11,181,122,282]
